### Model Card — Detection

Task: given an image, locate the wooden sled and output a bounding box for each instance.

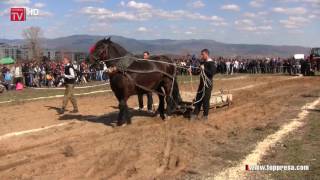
[177,90,233,115]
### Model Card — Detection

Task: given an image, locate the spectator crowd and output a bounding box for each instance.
[0,59,109,91]
[0,55,318,92]
[176,55,318,76]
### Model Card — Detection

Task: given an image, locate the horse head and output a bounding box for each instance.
[90,37,129,67]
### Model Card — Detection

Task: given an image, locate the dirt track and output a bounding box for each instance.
[0,75,319,180]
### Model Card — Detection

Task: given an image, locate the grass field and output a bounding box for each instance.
[260,103,320,180]
[0,74,295,103]
[1,74,320,179]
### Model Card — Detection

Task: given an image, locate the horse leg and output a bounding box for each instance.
[158,95,166,120]
[166,96,174,118]
[164,79,175,119]
[125,102,132,125]
[118,99,130,126]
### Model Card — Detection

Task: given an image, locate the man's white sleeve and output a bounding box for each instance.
[64,68,75,79]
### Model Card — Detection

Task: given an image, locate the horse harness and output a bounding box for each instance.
[110,56,177,97]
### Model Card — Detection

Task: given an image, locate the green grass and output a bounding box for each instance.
[0,86,110,102]
[264,109,320,180]
[0,76,197,103]
[0,74,276,104]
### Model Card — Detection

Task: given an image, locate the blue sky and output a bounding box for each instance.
[0,0,319,46]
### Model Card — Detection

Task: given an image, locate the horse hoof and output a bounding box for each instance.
[163,115,171,121]
[117,122,126,127]
[159,114,165,120]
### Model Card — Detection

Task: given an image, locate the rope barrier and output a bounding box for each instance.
[31,83,109,90]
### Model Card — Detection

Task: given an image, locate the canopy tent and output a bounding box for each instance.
[0,57,15,65]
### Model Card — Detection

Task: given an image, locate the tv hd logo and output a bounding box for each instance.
[11,8,39,21]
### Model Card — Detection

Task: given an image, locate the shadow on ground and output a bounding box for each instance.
[45,106,62,114]
[307,108,320,113]
[52,108,156,127]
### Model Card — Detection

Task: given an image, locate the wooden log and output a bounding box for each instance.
[180,91,233,108]
[210,93,233,106]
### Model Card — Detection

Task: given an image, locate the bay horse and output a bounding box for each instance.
[90,37,182,126]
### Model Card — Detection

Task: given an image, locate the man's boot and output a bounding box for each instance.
[59,108,65,115]
[70,109,79,113]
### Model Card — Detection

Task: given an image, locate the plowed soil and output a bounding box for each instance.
[0,75,319,180]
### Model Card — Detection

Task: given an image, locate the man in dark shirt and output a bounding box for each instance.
[137,51,153,112]
[190,49,216,121]
[59,57,78,114]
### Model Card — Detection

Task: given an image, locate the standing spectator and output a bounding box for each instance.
[79,61,87,84]
[226,60,231,75]
[137,51,153,112]
[4,69,13,90]
[14,63,23,85]
[98,62,104,81]
[1,66,9,82]
[103,62,109,82]
[234,59,239,73]
[59,57,79,114]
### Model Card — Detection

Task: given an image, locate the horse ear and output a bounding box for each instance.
[105,37,111,42]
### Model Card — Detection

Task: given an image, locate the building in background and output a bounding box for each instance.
[0,43,88,62]
[0,43,30,60]
[50,51,88,62]
[43,48,57,61]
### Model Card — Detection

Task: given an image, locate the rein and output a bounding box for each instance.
[193,68,212,105]
[99,56,201,70]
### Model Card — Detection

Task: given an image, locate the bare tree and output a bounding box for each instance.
[22,26,43,62]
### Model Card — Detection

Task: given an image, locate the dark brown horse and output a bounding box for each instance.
[90,37,182,126]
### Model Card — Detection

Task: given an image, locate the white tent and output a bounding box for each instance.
[294,54,305,60]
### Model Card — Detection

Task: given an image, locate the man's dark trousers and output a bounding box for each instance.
[193,82,212,117]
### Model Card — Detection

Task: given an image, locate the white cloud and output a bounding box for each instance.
[188,0,205,9]
[249,0,264,8]
[82,5,227,26]
[34,2,45,8]
[280,16,310,29]
[235,19,272,32]
[235,19,255,26]
[258,11,268,16]
[258,26,272,30]
[87,22,112,33]
[275,0,319,6]
[74,0,104,2]
[220,4,240,11]
[4,0,30,5]
[273,7,307,15]
[36,9,53,17]
[137,26,148,32]
[120,1,126,6]
[82,6,148,21]
[0,8,10,16]
[126,1,152,10]
[243,12,256,18]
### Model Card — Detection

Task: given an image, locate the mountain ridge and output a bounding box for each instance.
[0,35,310,57]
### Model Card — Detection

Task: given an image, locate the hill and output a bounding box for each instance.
[0,35,310,57]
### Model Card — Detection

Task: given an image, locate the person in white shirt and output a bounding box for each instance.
[59,57,78,114]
